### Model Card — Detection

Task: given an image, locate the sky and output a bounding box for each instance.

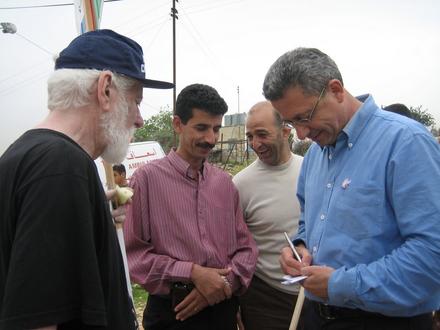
[1,0,439,155]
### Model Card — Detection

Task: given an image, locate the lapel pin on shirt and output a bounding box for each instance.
[341,178,351,189]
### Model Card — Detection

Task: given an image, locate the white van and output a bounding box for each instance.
[95,141,166,187]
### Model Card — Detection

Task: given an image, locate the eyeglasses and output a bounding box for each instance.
[282,86,326,129]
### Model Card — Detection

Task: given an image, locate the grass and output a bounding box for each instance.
[132,283,148,327]
[215,156,256,177]
[132,283,148,308]
[224,163,249,176]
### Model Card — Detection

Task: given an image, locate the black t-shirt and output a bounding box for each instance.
[0,129,137,329]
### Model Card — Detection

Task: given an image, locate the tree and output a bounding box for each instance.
[134,106,176,153]
[431,127,440,137]
[292,139,312,156]
[408,105,436,128]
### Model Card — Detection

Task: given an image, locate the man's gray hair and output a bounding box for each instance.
[47,69,137,111]
[263,47,343,101]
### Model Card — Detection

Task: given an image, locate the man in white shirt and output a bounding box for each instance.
[233,101,304,330]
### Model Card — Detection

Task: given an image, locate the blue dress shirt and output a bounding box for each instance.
[295,94,440,316]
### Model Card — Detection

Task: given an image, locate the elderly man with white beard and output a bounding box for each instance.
[0,30,173,330]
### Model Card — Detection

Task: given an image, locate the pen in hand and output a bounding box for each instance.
[283,232,302,263]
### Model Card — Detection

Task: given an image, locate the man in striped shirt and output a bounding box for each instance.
[124,83,258,330]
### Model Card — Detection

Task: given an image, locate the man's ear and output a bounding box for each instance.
[328,79,345,103]
[97,71,113,112]
[173,115,183,133]
[282,126,291,139]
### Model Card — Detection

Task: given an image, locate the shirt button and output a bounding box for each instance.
[348,143,353,148]
[329,154,333,160]
[313,246,317,253]
[320,214,325,220]
[326,183,332,188]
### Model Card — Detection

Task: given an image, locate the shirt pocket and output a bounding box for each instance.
[330,187,384,240]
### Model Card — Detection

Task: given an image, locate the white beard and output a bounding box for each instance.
[100,96,135,164]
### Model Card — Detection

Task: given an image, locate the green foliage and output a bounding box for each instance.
[292,139,312,156]
[134,106,176,153]
[288,134,294,150]
[132,283,148,325]
[409,105,436,128]
[132,283,148,308]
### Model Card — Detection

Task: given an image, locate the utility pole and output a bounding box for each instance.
[237,85,240,113]
[170,0,178,146]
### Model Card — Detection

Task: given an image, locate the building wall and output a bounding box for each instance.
[211,113,247,163]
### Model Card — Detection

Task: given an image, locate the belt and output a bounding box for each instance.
[154,282,195,300]
[312,301,385,320]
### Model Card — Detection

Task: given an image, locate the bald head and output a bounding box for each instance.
[246,101,291,166]
[248,101,283,128]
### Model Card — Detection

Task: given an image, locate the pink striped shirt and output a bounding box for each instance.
[124,149,258,295]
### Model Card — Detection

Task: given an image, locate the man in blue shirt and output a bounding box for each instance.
[263,47,440,329]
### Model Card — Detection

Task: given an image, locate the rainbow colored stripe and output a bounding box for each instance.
[75,0,103,34]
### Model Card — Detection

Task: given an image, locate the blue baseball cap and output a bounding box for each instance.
[55,29,174,89]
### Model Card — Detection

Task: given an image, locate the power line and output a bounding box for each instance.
[0,69,50,97]
[0,58,51,86]
[0,31,54,92]
[111,0,169,31]
[122,14,169,38]
[0,2,73,10]
[183,0,245,15]
[141,17,170,52]
[179,4,235,83]
[15,32,54,55]
[0,1,171,102]
[0,0,121,10]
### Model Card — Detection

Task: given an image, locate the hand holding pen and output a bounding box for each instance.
[280,232,312,276]
[282,232,334,299]
[283,232,302,262]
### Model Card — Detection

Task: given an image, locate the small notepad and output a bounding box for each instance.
[281,274,307,285]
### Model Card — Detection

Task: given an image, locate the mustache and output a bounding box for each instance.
[196,142,215,149]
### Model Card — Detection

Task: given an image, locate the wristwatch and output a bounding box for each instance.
[221,275,231,288]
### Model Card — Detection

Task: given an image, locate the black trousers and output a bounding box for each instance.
[303,300,433,330]
[239,275,304,330]
[143,294,239,330]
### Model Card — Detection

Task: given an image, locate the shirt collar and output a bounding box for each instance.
[168,148,207,180]
[340,94,378,148]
